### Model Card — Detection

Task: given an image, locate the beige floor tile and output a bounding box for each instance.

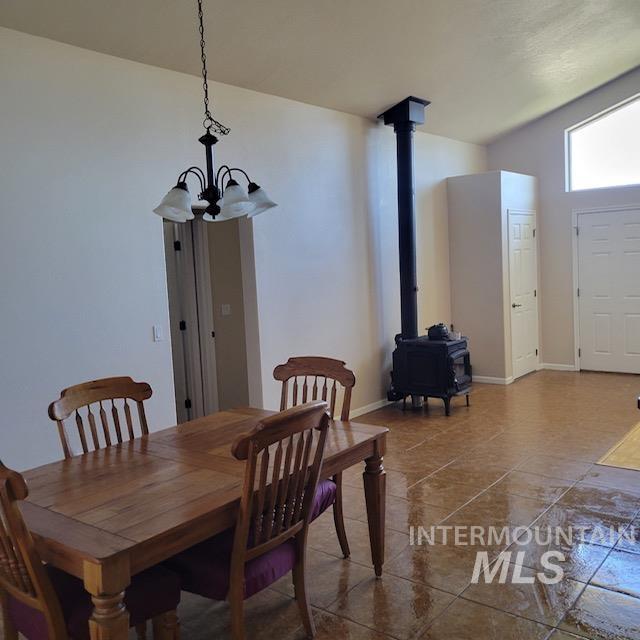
[385,540,501,595]
[407,475,486,513]
[531,504,636,548]
[385,427,429,447]
[460,562,586,625]
[509,534,611,584]
[492,470,575,503]
[558,483,639,520]
[327,573,455,640]
[308,510,344,547]
[425,462,509,491]
[174,590,302,640]
[339,484,368,520]
[270,548,372,609]
[559,584,640,639]
[516,455,593,481]
[615,517,640,555]
[547,631,592,639]
[590,549,640,599]
[417,598,552,639]
[440,488,549,530]
[353,493,450,533]
[286,610,396,639]
[582,465,640,496]
[382,446,448,474]
[342,466,431,498]
[548,440,620,464]
[309,514,409,566]
[456,445,531,469]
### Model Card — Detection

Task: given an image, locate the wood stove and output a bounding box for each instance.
[388,335,472,415]
[379,97,473,415]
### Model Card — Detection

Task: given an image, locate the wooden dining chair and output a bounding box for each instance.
[165,401,332,640]
[273,356,355,559]
[48,376,152,458]
[0,461,181,640]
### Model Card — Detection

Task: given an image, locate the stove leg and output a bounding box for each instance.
[443,397,451,416]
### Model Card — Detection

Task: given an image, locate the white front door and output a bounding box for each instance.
[578,208,640,373]
[508,210,539,379]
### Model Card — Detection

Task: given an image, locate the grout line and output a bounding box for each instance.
[455,592,561,633]
[409,594,461,639]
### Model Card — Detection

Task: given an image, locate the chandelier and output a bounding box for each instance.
[153,0,277,223]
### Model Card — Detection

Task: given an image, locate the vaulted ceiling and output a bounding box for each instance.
[1,0,639,143]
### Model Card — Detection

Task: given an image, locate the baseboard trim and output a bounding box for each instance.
[350,398,391,418]
[473,376,514,385]
[541,363,578,371]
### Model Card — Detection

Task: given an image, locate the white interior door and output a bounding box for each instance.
[578,208,640,373]
[508,210,539,379]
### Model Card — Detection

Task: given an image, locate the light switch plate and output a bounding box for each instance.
[153,325,164,342]
[221,304,232,316]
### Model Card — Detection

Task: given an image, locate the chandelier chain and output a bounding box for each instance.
[197,0,230,136]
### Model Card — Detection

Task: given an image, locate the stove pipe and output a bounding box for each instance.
[379,97,430,339]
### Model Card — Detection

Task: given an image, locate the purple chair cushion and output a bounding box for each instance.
[310,478,337,521]
[7,564,181,640]
[165,479,337,601]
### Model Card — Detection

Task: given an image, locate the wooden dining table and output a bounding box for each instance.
[20,406,388,639]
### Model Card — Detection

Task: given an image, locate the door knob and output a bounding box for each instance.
[512,303,522,308]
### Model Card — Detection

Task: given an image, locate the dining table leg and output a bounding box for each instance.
[363,444,386,577]
[83,557,131,639]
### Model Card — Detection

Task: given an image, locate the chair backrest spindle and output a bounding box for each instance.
[274,357,355,421]
[48,376,152,459]
[229,402,330,569]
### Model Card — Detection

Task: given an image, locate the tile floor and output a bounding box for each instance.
[176,370,640,640]
[10,370,640,639]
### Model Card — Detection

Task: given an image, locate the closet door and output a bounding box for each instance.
[508,210,539,379]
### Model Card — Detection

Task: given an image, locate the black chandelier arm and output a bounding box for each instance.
[230,167,251,183]
[215,164,232,187]
[178,166,206,192]
[219,167,252,191]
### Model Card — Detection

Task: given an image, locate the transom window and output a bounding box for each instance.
[567,94,640,192]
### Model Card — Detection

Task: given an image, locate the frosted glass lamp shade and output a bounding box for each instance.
[247,183,277,218]
[153,182,194,221]
[219,179,254,218]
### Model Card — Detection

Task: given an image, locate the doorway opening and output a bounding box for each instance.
[163,217,252,422]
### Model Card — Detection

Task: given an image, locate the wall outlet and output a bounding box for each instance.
[221,304,232,316]
[153,325,164,342]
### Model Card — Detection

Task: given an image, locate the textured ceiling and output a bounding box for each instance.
[1,0,639,143]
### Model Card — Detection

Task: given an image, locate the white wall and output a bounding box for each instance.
[488,68,640,367]
[448,171,507,378]
[0,28,486,470]
[247,120,486,411]
[0,28,183,470]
